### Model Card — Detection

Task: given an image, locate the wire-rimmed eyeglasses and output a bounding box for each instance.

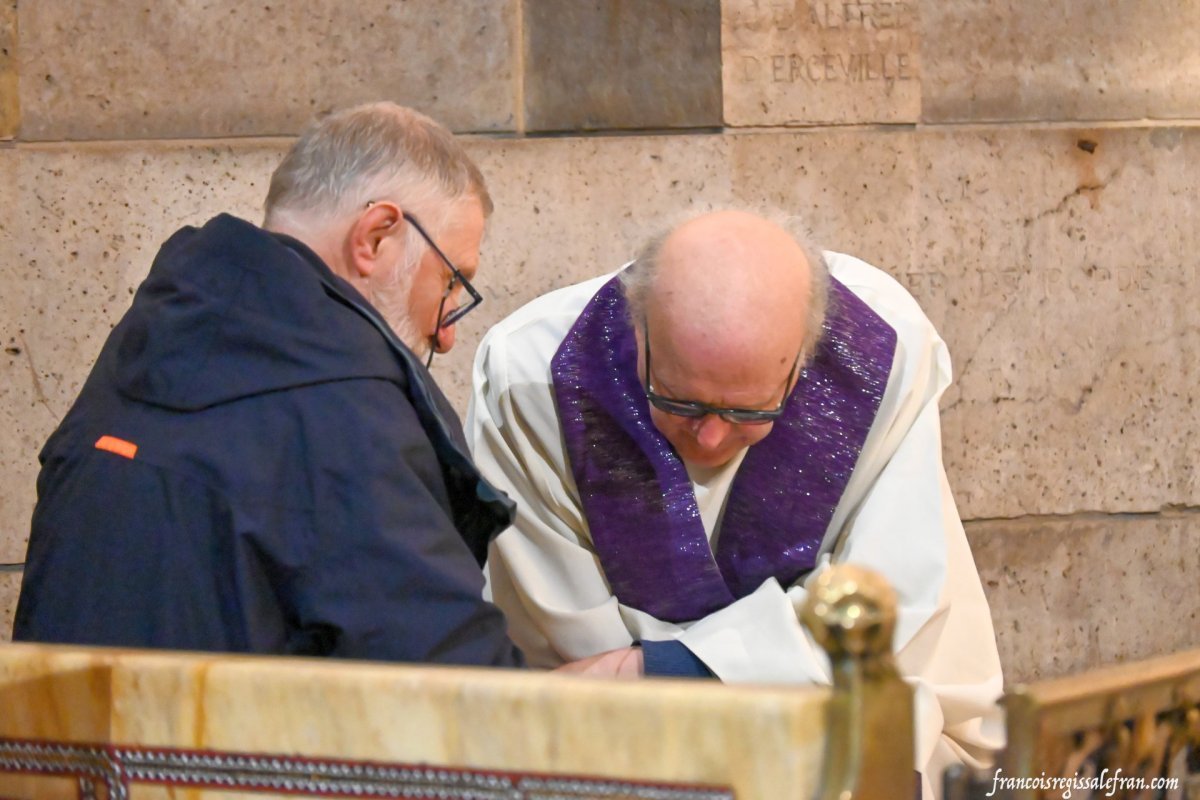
[400,211,483,330]
[365,202,484,368]
[642,322,800,425]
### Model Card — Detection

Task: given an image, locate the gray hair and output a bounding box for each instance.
[263,102,492,240]
[620,211,831,366]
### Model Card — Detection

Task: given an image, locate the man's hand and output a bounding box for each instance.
[554,646,644,678]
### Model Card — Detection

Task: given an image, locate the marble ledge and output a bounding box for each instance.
[0,642,827,797]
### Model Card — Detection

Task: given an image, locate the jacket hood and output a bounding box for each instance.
[109,214,514,564]
[113,214,402,410]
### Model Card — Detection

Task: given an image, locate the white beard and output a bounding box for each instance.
[391,312,431,360]
[369,264,431,360]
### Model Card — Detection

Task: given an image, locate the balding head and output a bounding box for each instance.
[622,210,828,467]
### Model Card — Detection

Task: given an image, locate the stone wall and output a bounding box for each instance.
[1,0,1197,682]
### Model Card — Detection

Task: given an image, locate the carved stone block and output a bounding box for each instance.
[0,0,15,139]
[922,0,1200,122]
[16,1,519,140]
[0,143,284,562]
[901,127,1200,518]
[722,0,921,125]
[969,515,1200,682]
[444,130,917,412]
[524,0,722,132]
[0,571,18,640]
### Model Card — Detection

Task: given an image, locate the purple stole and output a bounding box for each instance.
[550,275,898,623]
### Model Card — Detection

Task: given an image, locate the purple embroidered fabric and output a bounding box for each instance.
[550,274,897,623]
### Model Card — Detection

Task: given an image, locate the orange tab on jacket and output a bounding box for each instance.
[95,435,138,460]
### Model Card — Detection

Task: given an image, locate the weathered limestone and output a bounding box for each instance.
[725,128,915,263]
[0,0,15,139]
[0,571,17,641]
[451,130,917,411]
[0,141,285,570]
[16,1,520,141]
[0,147,26,565]
[968,514,1200,684]
[5,126,1200,575]
[922,0,1200,123]
[906,127,1200,520]
[523,0,722,132]
[0,130,917,578]
[3,118,1198,700]
[722,0,920,125]
[724,0,1200,126]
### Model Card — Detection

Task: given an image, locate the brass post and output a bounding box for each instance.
[801,564,915,800]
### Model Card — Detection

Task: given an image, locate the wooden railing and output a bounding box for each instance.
[945,648,1200,799]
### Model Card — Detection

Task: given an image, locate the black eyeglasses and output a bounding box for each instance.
[643,322,800,425]
[401,211,483,330]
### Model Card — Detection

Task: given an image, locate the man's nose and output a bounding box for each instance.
[693,414,733,450]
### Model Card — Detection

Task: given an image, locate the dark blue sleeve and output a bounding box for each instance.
[640,640,716,678]
[295,380,525,668]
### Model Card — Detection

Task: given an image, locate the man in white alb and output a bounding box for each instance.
[467,209,1003,797]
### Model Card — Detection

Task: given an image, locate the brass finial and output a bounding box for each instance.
[799,565,910,800]
[800,564,898,660]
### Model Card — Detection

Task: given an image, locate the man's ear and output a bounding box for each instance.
[347,201,403,279]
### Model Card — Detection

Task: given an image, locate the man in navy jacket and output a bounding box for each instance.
[13,103,523,666]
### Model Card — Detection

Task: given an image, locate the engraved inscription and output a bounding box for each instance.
[739,52,913,83]
[723,0,920,123]
[728,2,914,33]
[810,2,912,29]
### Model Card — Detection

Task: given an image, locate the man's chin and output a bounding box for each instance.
[385,316,431,361]
[677,445,738,470]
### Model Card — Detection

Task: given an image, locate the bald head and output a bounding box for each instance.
[630,210,822,383]
[622,210,828,467]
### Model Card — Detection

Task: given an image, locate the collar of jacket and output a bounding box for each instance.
[273,231,516,567]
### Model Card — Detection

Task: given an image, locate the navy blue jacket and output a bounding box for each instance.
[13,214,523,667]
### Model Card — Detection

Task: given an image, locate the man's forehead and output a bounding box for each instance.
[647,296,801,362]
[647,326,797,397]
